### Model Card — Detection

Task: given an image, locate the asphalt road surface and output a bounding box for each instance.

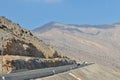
[0,64,78,80]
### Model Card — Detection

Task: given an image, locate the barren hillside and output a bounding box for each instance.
[33,22,120,80]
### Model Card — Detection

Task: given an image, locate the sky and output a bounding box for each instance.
[0,0,120,30]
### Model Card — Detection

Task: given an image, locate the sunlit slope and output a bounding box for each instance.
[37,64,120,80]
[33,22,120,71]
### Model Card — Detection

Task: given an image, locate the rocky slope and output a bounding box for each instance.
[0,17,75,74]
[33,22,120,79]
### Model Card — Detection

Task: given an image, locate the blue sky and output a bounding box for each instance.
[0,0,120,30]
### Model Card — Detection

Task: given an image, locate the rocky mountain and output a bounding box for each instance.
[0,17,75,74]
[33,22,120,80]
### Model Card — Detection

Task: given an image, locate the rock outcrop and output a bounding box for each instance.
[0,16,76,74]
[0,16,59,58]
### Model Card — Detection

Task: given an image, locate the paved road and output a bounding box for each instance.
[0,64,78,80]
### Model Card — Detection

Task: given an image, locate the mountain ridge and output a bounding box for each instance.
[33,21,120,33]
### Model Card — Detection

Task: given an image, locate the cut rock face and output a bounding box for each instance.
[3,38,45,57]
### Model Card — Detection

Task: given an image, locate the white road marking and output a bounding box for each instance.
[52,70,55,74]
[35,79,42,80]
[69,73,82,80]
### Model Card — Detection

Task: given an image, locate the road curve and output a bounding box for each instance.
[0,64,78,80]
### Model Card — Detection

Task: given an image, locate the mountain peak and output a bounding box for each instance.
[33,22,65,32]
[0,16,6,19]
[0,16,13,24]
[44,21,65,27]
[46,21,59,25]
[0,16,21,31]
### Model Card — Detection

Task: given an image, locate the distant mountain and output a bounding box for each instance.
[33,22,120,80]
[33,22,116,33]
[33,22,66,33]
